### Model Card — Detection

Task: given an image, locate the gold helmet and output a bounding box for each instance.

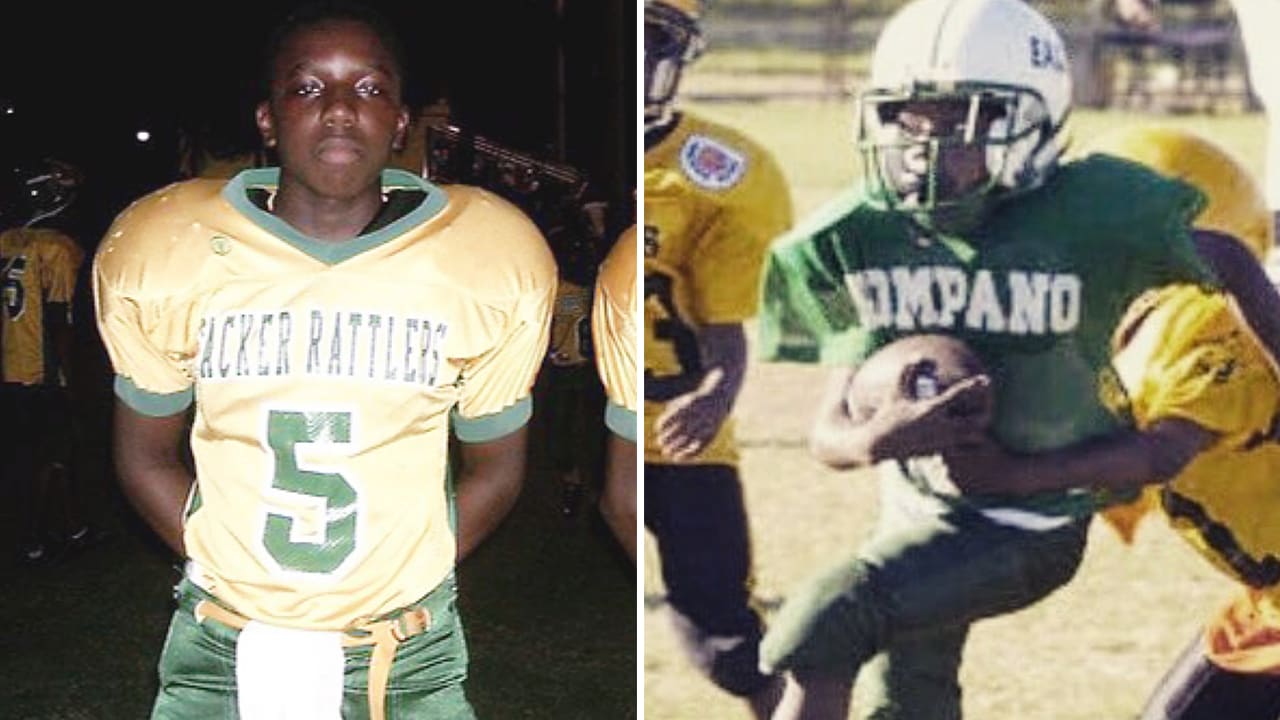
[1084,125,1273,261]
[645,0,704,132]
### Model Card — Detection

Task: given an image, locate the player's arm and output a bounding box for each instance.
[1194,228,1280,378]
[45,301,75,388]
[602,432,637,562]
[810,365,994,470]
[454,426,527,561]
[944,418,1217,496]
[654,322,746,461]
[112,402,193,556]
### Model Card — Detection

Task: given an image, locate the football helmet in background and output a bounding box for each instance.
[857,0,1072,218]
[8,158,82,227]
[1083,125,1274,262]
[644,0,704,132]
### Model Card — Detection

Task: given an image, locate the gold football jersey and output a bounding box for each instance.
[1,227,83,385]
[1104,284,1280,671]
[94,169,555,630]
[643,111,793,465]
[593,225,638,441]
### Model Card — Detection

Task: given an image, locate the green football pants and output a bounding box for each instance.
[760,471,1089,720]
[151,576,475,720]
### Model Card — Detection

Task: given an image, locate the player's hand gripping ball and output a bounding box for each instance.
[847,334,991,425]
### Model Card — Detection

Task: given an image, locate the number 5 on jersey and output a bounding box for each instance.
[263,409,359,575]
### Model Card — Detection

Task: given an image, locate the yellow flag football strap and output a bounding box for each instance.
[193,599,433,720]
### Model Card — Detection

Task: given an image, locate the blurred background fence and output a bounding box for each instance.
[689,0,1260,114]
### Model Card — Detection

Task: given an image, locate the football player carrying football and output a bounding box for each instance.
[593,224,638,562]
[93,5,553,719]
[645,0,794,715]
[1079,126,1280,720]
[755,0,1280,717]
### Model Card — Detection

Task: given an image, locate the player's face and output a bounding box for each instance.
[256,19,408,203]
[880,98,1000,205]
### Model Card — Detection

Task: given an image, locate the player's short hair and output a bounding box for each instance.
[260,1,408,99]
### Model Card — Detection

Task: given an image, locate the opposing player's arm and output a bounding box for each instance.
[1194,228,1280,378]
[945,418,1217,496]
[810,366,993,470]
[454,426,527,561]
[113,402,193,556]
[654,322,746,461]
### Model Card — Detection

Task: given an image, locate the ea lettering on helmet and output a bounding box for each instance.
[1029,34,1066,72]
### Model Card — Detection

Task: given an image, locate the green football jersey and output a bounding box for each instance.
[760,155,1212,519]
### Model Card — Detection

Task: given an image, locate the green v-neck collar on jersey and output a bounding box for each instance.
[222,168,450,265]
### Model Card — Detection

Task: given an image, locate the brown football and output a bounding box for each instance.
[846,334,990,422]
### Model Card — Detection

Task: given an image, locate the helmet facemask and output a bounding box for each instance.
[644,1,703,133]
[7,159,81,228]
[858,82,1065,233]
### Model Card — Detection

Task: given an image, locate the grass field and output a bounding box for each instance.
[643,95,1269,719]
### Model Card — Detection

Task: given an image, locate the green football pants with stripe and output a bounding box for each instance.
[150,576,475,720]
[760,471,1090,720]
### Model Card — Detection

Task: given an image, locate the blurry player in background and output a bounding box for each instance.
[1112,0,1280,242]
[544,218,605,517]
[177,116,267,180]
[593,224,637,562]
[1079,126,1280,720]
[93,4,553,717]
[645,0,794,715]
[1,157,102,565]
[754,0,1280,717]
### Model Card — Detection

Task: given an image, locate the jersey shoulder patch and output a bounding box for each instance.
[679,134,748,191]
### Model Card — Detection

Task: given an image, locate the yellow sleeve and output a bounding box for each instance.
[39,231,83,307]
[93,200,197,414]
[688,145,793,324]
[594,226,638,440]
[452,211,557,441]
[1114,285,1277,439]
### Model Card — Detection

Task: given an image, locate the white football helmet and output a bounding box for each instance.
[857,0,1072,218]
[644,0,705,133]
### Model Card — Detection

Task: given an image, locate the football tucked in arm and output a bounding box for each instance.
[847,334,992,426]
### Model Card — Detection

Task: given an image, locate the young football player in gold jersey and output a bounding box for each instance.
[1,158,98,565]
[644,0,794,715]
[93,4,554,719]
[593,224,638,562]
[1080,126,1280,720]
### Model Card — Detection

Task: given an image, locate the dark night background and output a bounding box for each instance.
[0,1,636,246]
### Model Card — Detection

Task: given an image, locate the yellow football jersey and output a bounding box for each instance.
[94,168,555,630]
[1,227,83,385]
[1104,284,1280,672]
[594,225,638,441]
[643,111,793,465]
